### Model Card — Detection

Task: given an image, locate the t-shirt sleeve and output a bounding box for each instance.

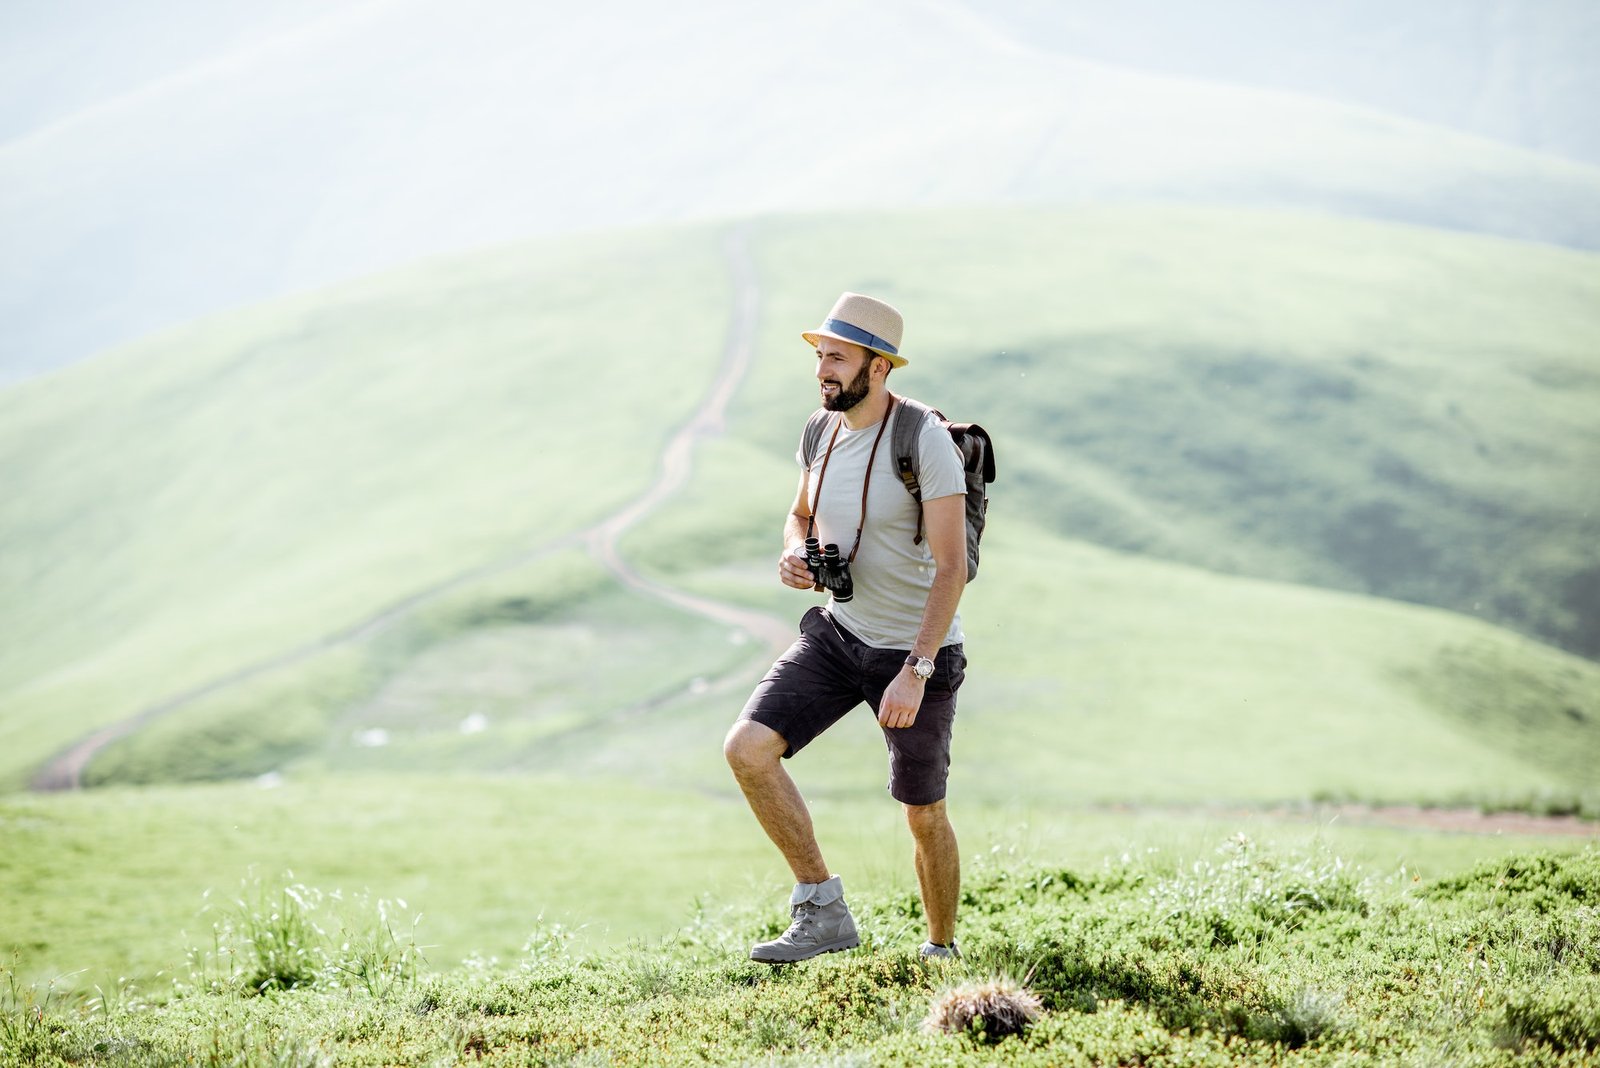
[916,417,967,500]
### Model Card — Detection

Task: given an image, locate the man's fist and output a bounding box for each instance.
[779,545,817,590]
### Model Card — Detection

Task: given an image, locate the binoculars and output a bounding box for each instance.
[804,537,854,603]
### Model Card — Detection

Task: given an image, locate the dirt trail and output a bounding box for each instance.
[30,224,790,791]
[1097,802,1597,839]
[583,227,795,658]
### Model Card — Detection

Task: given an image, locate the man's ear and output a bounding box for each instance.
[872,353,892,379]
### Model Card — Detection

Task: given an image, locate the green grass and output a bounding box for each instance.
[79,549,754,786]
[2,772,1595,996]
[4,834,1598,1066]
[0,222,735,788]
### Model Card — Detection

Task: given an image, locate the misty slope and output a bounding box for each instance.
[983,0,1600,165]
[5,0,1600,379]
[1,206,1595,800]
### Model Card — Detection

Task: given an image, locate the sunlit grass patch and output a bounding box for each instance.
[184,871,424,999]
[1146,833,1369,946]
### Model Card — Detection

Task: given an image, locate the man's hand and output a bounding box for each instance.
[878,667,925,729]
[779,545,817,591]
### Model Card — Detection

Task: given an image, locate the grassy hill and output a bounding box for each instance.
[3,206,1597,802]
[77,514,1600,811]
[2,205,1599,1061]
[0,224,734,788]
[719,207,1600,655]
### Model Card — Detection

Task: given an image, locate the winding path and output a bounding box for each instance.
[582,227,795,657]
[30,223,789,791]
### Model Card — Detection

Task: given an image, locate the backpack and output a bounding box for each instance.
[801,395,996,580]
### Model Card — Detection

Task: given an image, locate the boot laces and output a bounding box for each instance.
[787,901,822,936]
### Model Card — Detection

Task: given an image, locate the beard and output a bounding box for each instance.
[822,358,874,412]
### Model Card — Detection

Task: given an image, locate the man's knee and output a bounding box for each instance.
[724,719,787,775]
[903,798,951,838]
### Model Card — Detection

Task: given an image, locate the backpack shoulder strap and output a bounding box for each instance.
[890,395,948,545]
[890,394,941,503]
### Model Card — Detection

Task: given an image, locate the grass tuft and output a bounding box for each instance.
[922,976,1043,1043]
[185,871,424,997]
[0,960,69,1065]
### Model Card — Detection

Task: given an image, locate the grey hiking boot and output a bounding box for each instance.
[919,940,960,960]
[750,875,859,963]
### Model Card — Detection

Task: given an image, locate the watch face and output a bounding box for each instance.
[913,657,935,679]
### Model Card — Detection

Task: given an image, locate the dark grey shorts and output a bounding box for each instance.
[738,606,966,806]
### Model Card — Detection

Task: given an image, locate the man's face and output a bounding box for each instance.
[816,341,876,412]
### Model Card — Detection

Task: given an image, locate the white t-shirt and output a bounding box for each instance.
[797,402,966,649]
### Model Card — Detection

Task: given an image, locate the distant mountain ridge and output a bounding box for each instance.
[4,0,1600,381]
[982,0,1600,166]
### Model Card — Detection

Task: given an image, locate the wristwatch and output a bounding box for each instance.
[905,654,935,681]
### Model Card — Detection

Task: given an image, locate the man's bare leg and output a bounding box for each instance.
[905,799,959,946]
[724,720,830,884]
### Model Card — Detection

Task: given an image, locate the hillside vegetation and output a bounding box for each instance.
[5,841,1598,1066]
[3,206,1597,802]
[14,773,1586,994]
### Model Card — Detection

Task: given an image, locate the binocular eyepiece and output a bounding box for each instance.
[804,536,854,603]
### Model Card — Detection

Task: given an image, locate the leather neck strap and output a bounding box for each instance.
[806,394,896,563]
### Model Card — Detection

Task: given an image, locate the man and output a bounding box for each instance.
[723,291,969,963]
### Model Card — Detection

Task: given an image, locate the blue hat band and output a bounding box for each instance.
[821,318,898,356]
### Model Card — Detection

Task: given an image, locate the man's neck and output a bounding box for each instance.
[841,387,892,431]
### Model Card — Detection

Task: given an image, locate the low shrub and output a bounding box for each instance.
[1498,977,1600,1053]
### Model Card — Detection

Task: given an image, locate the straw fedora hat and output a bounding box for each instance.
[802,292,907,368]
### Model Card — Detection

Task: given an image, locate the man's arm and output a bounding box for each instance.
[778,471,818,590]
[878,492,967,729]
